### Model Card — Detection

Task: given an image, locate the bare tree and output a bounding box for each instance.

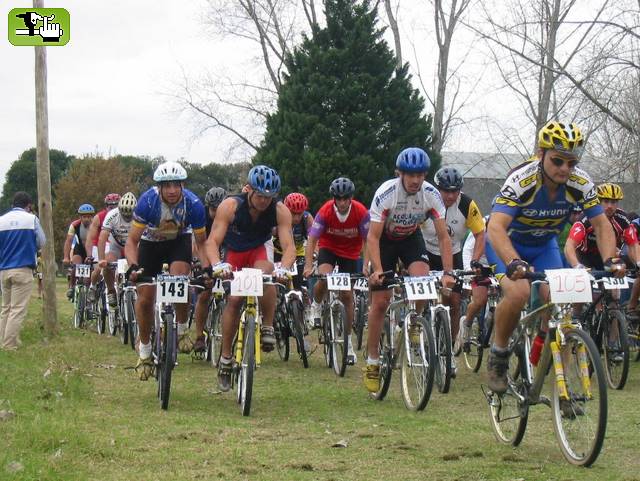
[383,0,403,69]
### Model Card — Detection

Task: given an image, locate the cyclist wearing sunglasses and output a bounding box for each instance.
[485,121,624,394]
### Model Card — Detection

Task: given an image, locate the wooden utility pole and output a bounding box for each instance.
[34,0,58,335]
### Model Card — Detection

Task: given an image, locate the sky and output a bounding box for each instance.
[0,0,532,194]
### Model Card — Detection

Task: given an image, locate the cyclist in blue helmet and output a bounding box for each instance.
[205,164,296,392]
[63,203,96,299]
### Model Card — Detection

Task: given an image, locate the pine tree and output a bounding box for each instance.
[254,0,436,210]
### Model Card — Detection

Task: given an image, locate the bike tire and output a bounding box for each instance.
[158,313,176,410]
[551,328,607,467]
[488,340,529,446]
[73,287,85,329]
[463,317,484,373]
[275,306,290,362]
[400,316,436,411]
[373,317,393,401]
[433,309,453,394]
[238,315,256,417]
[330,301,348,377]
[108,298,118,336]
[322,312,332,369]
[290,298,309,368]
[125,291,138,350]
[354,293,367,351]
[602,309,630,390]
[208,300,224,368]
[97,289,107,335]
[119,293,128,345]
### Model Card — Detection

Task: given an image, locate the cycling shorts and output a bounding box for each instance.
[486,236,563,275]
[225,244,269,270]
[379,230,429,273]
[317,248,358,274]
[138,234,192,277]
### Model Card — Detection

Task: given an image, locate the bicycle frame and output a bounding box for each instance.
[235,295,261,368]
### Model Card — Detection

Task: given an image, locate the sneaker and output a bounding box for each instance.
[310,301,322,329]
[107,293,118,309]
[87,286,96,303]
[559,398,585,419]
[135,356,154,381]
[192,336,206,353]
[363,363,380,393]
[261,326,276,352]
[487,349,510,394]
[178,333,194,354]
[347,336,357,365]
[218,358,233,392]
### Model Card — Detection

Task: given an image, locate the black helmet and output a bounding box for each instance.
[434,167,463,191]
[329,177,355,197]
[205,187,227,208]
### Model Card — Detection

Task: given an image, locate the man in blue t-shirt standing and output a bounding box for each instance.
[0,192,46,350]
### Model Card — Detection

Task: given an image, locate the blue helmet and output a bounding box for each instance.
[247,165,281,197]
[396,147,430,173]
[78,203,95,215]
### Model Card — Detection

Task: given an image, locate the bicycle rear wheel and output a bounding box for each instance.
[372,317,392,401]
[207,299,224,368]
[238,315,256,416]
[488,344,529,446]
[120,291,129,345]
[330,301,348,377]
[108,300,118,336]
[400,316,435,411]
[602,309,629,390]
[125,291,137,350]
[97,287,107,335]
[158,313,176,410]
[433,309,453,393]
[463,317,485,372]
[290,298,309,368]
[354,293,367,351]
[275,306,290,361]
[551,328,607,467]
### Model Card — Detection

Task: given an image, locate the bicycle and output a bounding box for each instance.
[120,274,138,350]
[370,273,436,411]
[353,277,369,351]
[310,272,364,377]
[71,263,91,329]
[200,278,226,367]
[104,261,124,337]
[485,269,608,466]
[580,275,631,390]
[274,282,309,368]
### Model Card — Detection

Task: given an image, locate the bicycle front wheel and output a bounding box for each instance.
[275,307,290,362]
[208,300,224,368]
[290,298,309,368]
[602,309,629,390]
[119,293,128,344]
[354,293,367,351]
[400,316,435,411]
[433,309,453,393]
[238,315,256,417]
[463,316,485,373]
[126,292,137,350]
[551,328,607,467]
[73,287,85,329]
[97,292,107,335]
[158,314,176,410]
[372,318,392,401]
[330,302,348,377]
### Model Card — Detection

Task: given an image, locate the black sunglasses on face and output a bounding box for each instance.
[549,155,579,169]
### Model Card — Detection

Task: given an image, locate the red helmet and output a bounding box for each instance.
[104,193,121,205]
[284,193,309,213]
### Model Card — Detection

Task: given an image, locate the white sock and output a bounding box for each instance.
[367,356,379,366]
[139,341,152,359]
[177,323,188,335]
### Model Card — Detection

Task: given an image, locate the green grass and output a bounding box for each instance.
[1,281,640,480]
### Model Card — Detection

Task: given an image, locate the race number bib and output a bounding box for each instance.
[602,276,629,290]
[116,259,128,275]
[405,277,438,300]
[210,277,225,294]
[545,269,592,303]
[75,264,90,278]
[156,275,189,303]
[327,273,350,291]
[231,268,263,297]
[353,277,368,291]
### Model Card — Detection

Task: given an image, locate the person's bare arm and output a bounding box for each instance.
[124,224,144,267]
[85,214,101,256]
[591,213,617,261]
[564,236,581,268]
[204,198,235,265]
[366,221,384,285]
[276,204,295,269]
[63,234,73,263]
[97,229,110,265]
[193,231,210,268]
[471,230,485,262]
[433,218,453,272]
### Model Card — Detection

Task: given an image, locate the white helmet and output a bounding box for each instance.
[153,161,187,182]
[118,192,137,217]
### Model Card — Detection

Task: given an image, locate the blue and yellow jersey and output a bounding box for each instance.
[133,187,206,242]
[492,160,602,246]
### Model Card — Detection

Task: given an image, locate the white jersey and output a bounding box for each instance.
[102,208,132,247]
[370,178,446,239]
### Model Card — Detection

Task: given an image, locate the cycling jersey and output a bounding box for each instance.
[492,160,603,246]
[92,209,109,246]
[421,192,484,255]
[224,193,278,252]
[132,187,206,242]
[102,208,131,247]
[370,178,445,239]
[310,200,369,260]
[273,211,311,256]
[68,219,89,247]
[568,209,638,256]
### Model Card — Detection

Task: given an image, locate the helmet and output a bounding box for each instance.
[329,177,355,197]
[153,161,187,182]
[596,183,623,200]
[205,187,227,208]
[434,167,464,191]
[284,193,309,213]
[104,193,120,205]
[538,121,584,157]
[247,165,281,197]
[396,147,430,173]
[78,203,95,215]
[118,192,137,217]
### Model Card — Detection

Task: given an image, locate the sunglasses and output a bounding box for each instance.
[549,156,579,169]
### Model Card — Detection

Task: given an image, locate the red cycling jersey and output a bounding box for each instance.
[310,200,370,260]
[568,209,638,255]
[92,209,109,246]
